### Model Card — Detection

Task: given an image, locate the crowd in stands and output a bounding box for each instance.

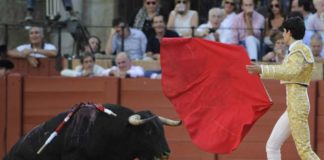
[2,0,324,79]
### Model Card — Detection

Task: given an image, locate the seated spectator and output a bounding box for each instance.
[130,0,167,38]
[0,59,14,77]
[305,0,324,46]
[25,0,77,21]
[310,33,324,63]
[105,52,144,78]
[232,0,265,60]
[262,31,287,63]
[81,35,102,56]
[60,53,105,77]
[105,18,147,60]
[146,15,179,60]
[167,0,199,37]
[7,26,57,67]
[264,0,285,52]
[218,0,237,44]
[196,8,224,42]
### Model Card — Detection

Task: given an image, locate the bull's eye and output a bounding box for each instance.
[146,129,153,135]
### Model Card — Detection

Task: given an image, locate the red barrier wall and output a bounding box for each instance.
[317,81,324,158]
[0,76,7,158]
[9,58,60,76]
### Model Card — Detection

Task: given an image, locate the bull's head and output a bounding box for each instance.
[128,112,181,160]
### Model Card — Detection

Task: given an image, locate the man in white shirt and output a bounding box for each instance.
[7,26,57,67]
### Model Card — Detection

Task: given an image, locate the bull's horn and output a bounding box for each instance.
[158,116,181,126]
[128,114,156,126]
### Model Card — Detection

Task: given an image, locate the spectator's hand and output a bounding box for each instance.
[246,64,261,75]
[22,49,33,58]
[26,56,39,67]
[83,69,93,77]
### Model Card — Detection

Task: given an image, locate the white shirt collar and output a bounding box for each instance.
[288,40,302,52]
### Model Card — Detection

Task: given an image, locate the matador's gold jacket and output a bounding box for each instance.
[260,40,314,85]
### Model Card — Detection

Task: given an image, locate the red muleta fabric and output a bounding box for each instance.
[160,38,272,154]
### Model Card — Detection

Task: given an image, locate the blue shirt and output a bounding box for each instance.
[112,28,147,60]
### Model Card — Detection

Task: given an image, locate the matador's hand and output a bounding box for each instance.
[246,64,261,75]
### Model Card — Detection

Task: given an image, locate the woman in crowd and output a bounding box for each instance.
[167,0,198,37]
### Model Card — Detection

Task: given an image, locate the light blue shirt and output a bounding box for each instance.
[112,28,147,60]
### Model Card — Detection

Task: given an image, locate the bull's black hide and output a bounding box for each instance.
[3,103,179,160]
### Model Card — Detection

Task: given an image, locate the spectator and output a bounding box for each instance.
[130,0,167,38]
[218,0,237,44]
[0,59,14,77]
[262,31,287,63]
[25,0,77,21]
[105,52,144,78]
[167,0,199,37]
[310,33,324,63]
[196,8,225,42]
[7,26,57,67]
[60,53,105,77]
[264,0,285,50]
[82,36,102,56]
[146,15,179,60]
[105,18,147,60]
[305,0,324,45]
[290,0,313,23]
[232,0,265,60]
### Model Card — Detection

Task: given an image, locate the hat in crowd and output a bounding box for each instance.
[0,59,14,69]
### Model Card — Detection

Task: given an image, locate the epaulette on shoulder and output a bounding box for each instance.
[290,43,314,63]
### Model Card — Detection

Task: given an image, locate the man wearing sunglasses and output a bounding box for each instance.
[247,17,320,160]
[231,0,265,61]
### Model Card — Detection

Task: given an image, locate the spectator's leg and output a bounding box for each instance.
[244,36,260,61]
[266,111,291,160]
[62,0,77,20]
[25,0,35,20]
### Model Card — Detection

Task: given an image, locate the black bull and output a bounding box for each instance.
[3,103,181,160]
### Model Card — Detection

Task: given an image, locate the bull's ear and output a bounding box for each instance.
[158,116,182,126]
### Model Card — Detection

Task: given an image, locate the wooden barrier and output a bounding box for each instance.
[0,76,7,158]
[217,80,317,160]
[119,78,215,160]
[5,74,23,152]
[317,81,324,158]
[22,77,119,133]
[8,58,60,76]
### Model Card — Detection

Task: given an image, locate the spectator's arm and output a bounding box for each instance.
[167,11,177,30]
[7,49,31,58]
[191,11,199,29]
[141,33,147,55]
[36,48,57,57]
[231,16,239,44]
[105,28,115,56]
[127,66,144,78]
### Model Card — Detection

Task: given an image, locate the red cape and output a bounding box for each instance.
[160,38,272,153]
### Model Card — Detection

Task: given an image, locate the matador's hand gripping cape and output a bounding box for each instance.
[160,38,272,153]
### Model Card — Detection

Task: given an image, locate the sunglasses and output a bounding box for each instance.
[270,4,279,8]
[146,1,156,5]
[225,1,235,5]
[177,0,187,4]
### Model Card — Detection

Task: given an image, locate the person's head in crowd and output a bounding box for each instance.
[0,59,14,77]
[208,8,224,28]
[268,0,284,18]
[290,0,313,13]
[115,52,132,72]
[223,0,236,14]
[174,0,191,15]
[271,31,285,48]
[313,0,324,15]
[241,0,255,14]
[280,17,305,43]
[286,11,304,19]
[80,53,96,71]
[84,36,101,53]
[152,15,166,33]
[29,26,45,45]
[112,17,129,38]
[310,33,323,57]
[144,0,160,13]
